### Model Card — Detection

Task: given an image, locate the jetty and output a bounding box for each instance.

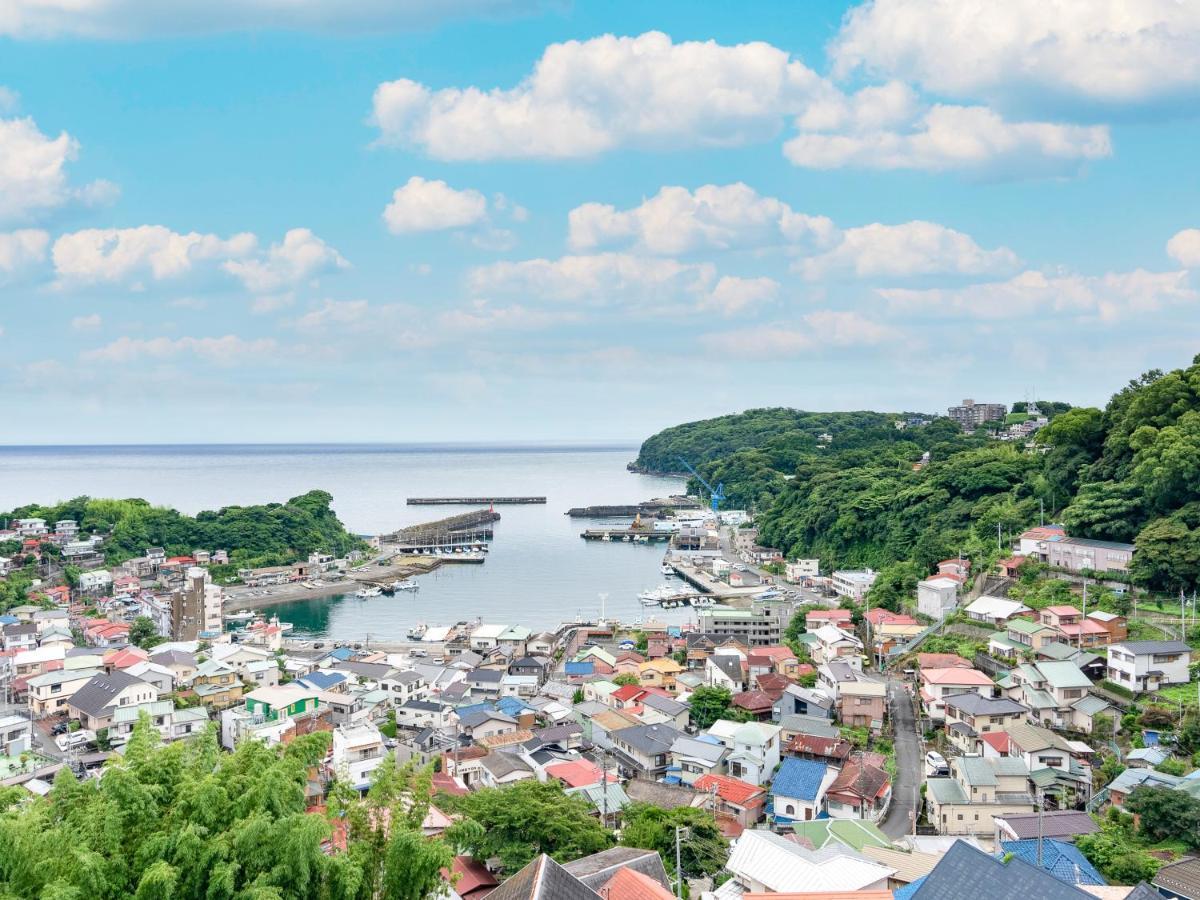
[581,528,672,543]
[408,496,545,505]
[566,496,701,517]
[378,508,499,553]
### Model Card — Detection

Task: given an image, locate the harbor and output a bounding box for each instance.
[406,496,546,505]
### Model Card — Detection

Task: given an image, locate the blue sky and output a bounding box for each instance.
[2,0,1199,443]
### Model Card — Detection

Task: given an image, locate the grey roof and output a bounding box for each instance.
[911,840,1093,899]
[778,713,839,738]
[27,667,103,688]
[468,668,504,684]
[2,623,37,636]
[995,810,1100,840]
[1112,640,1191,655]
[460,709,516,728]
[479,751,533,779]
[69,671,147,718]
[1154,858,1200,899]
[670,735,727,765]
[337,661,394,679]
[562,846,670,890]
[400,699,444,713]
[148,649,198,667]
[781,684,834,709]
[624,778,700,809]
[487,854,598,900]
[388,670,423,685]
[511,656,548,669]
[708,654,743,682]
[943,693,1027,716]
[612,722,682,755]
[642,693,688,716]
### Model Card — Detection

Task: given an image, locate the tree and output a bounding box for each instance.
[613,673,640,687]
[128,616,163,650]
[1076,809,1161,884]
[620,804,728,880]
[436,779,612,875]
[688,686,735,730]
[1124,786,1200,849]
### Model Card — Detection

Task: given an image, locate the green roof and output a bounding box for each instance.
[1035,661,1091,690]
[1008,619,1053,636]
[956,757,997,786]
[989,635,1023,650]
[926,778,969,805]
[791,818,891,852]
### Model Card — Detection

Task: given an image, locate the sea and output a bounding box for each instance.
[0,444,694,640]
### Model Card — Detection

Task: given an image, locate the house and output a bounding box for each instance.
[124,660,176,694]
[609,723,681,779]
[1085,610,1127,643]
[26,667,104,717]
[773,684,835,721]
[925,756,1034,835]
[964,595,1032,627]
[730,690,775,720]
[1005,618,1062,652]
[919,667,995,721]
[1152,856,1200,900]
[1038,606,1111,648]
[917,575,961,620]
[69,671,161,731]
[478,751,535,788]
[998,839,1105,888]
[831,569,877,601]
[786,733,852,768]
[190,659,245,709]
[838,681,887,731]
[708,720,782,786]
[243,684,322,723]
[1048,536,1135,574]
[638,658,682,691]
[824,755,891,820]
[993,809,1099,845]
[442,856,498,900]
[669,734,728,786]
[943,693,1027,754]
[459,709,518,741]
[902,839,1095,900]
[693,773,767,828]
[806,608,853,630]
[1004,660,1095,730]
[1106,640,1192,692]
[395,699,452,730]
[724,829,894,895]
[148,648,198,683]
[705,653,746,691]
[0,714,32,756]
[485,851,661,900]
[770,756,835,823]
[331,723,386,789]
[1002,721,1093,802]
[109,700,210,745]
[810,624,864,666]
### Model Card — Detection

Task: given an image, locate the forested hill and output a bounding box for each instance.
[0,489,366,570]
[635,355,1200,592]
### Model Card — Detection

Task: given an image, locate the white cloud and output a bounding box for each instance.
[438,300,582,331]
[0,0,546,38]
[293,299,374,331]
[0,228,49,280]
[831,0,1200,109]
[704,276,780,315]
[80,334,277,365]
[568,183,837,255]
[0,87,17,113]
[51,225,346,292]
[880,268,1197,323]
[799,221,1020,280]
[383,176,489,234]
[70,313,101,330]
[0,116,114,224]
[223,228,349,292]
[372,31,828,160]
[784,103,1110,175]
[1167,229,1200,268]
[706,310,894,356]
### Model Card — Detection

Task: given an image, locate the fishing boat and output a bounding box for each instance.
[224,610,255,622]
[355,586,382,599]
[391,580,419,592]
[407,623,428,640]
[660,562,675,576]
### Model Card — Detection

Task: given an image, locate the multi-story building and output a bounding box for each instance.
[1106,641,1192,693]
[830,569,877,601]
[925,756,1034,835]
[1047,537,1135,574]
[947,399,1007,431]
[171,566,223,640]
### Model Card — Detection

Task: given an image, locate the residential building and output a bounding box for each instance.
[964,595,1032,627]
[69,671,161,731]
[943,693,1027,755]
[1048,536,1135,574]
[1004,660,1094,729]
[838,681,887,731]
[825,754,892,820]
[609,723,681,780]
[1106,640,1192,692]
[668,734,727,786]
[697,606,789,646]
[810,623,864,666]
[948,399,1007,430]
[830,569,877,601]
[0,714,32,756]
[693,773,766,828]
[1086,610,1127,643]
[724,830,894,895]
[1038,605,1111,648]
[925,756,1034,835]
[1005,618,1061,653]
[771,756,835,824]
[707,719,781,785]
[109,700,209,744]
[917,576,961,620]
[171,566,223,640]
[331,723,386,789]
[904,840,1092,900]
[919,667,995,721]
[243,684,322,723]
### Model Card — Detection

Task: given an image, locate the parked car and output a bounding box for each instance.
[56,729,97,752]
[50,720,72,735]
[925,751,949,777]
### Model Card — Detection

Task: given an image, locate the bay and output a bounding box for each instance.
[0,444,694,639]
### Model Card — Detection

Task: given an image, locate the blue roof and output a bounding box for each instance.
[564,661,593,676]
[0,615,18,625]
[327,647,355,661]
[893,876,926,900]
[297,671,346,690]
[1000,840,1106,887]
[496,696,531,717]
[770,757,828,802]
[455,701,494,720]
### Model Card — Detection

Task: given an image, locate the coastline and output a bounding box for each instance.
[223,556,443,612]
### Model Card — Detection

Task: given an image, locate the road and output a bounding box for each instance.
[880,677,921,839]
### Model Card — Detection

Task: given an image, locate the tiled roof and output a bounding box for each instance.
[1000,839,1105,886]
[771,757,828,802]
[694,773,766,807]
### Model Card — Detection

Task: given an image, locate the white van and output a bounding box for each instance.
[56,729,96,752]
[924,750,949,777]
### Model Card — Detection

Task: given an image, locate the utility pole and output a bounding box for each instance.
[997,522,1002,551]
[1037,788,1044,868]
[674,826,690,898]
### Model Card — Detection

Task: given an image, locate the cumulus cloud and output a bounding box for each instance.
[0,116,115,224]
[372,31,828,160]
[0,0,547,38]
[222,228,349,292]
[80,334,277,364]
[880,268,1197,323]
[0,87,17,113]
[830,0,1200,110]
[383,176,489,234]
[706,310,894,356]
[784,103,1110,176]
[0,228,49,280]
[51,225,346,293]
[568,183,837,255]
[1167,229,1200,269]
[799,221,1020,280]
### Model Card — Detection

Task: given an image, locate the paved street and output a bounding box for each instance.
[880,677,921,838]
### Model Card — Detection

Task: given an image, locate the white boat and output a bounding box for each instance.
[355,586,382,599]
[690,596,716,607]
[224,610,255,622]
[660,563,675,576]
[391,580,419,592]
[638,583,694,606]
[407,623,428,640]
[278,621,294,632]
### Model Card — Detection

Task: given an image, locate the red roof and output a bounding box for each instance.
[806,609,852,622]
[105,647,149,668]
[166,556,195,565]
[980,731,1010,754]
[1057,620,1109,636]
[731,690,774,712]
[788,734,852,760]
[693,773,766,808]
[921,667,993,686]
[916,653,971,670]
[430,772,469,796]
[864,608,918,626]
[544,759,614,789]
[1044,605,1081,616]
[600,867,674,900]
[612,684,645,703]
[443,856,497,899]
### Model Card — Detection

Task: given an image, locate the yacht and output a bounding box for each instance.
[660,561,675,577]
[391,580,419,592]
[224,610,255,622]
[638,583,693,606]
[355,586,382,599]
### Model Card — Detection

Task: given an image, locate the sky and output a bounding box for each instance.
[1,0,1199,443]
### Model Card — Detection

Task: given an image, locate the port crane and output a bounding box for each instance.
[677,457,725,515]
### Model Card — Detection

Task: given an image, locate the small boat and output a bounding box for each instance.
[601,533,612,542]
[407,623,428,640]
[355,586,382,599]
[690,596,716,607]
[278,621,294,633]
[391,580,419,592]
[660,563,675,576]
[224,610,255,622]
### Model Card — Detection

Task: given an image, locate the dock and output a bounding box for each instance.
[580,529,672,543]
[566,496,702,517]
[407,496,545,505]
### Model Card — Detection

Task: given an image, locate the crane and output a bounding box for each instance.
[677,457,725,516]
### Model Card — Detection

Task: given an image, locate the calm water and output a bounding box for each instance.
[0,444,693,638]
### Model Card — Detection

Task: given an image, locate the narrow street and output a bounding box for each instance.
[880,677,921,839]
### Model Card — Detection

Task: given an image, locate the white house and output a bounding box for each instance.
[725,830,894,895]
[830,569,877,601]
[810,624,864,666]
[964,595,1032,627]
[1106,641,1192,693]
[785,559,820,583]
[78,570,113,594]
[707,719,781,785]
[331,724,386,789]
[917,576,960,620]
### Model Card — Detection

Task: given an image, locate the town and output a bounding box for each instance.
[2,491,1198,900]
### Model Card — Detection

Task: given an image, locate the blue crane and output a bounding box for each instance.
[677,457,726,515]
